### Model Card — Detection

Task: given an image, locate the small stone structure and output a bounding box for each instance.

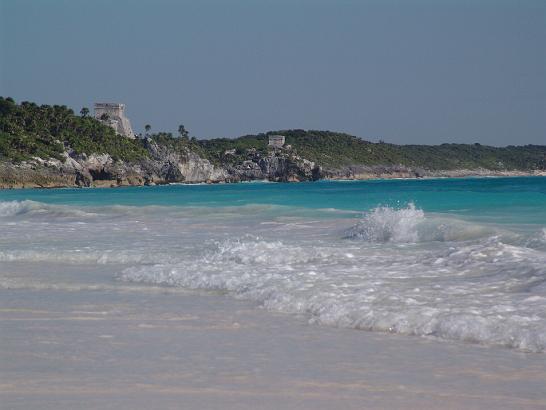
[268,135,285,148]
[94,103,135,139]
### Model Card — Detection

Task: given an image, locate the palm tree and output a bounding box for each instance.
[144,124,151,137]
[80,107,89,118]
[178,124,189,139]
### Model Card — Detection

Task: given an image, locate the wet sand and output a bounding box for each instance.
[1,286,545,410]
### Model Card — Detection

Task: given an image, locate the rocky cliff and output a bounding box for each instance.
[5,142,542,189]
[321,164,546,180]
[3,99,545,188]
[0,138,322,188]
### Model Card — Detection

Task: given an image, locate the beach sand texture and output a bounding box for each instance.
[2,286,546,410]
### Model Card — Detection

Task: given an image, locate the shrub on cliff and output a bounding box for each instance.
[149,132,207,158]
[0,97,147,162]
[208,129,546,171]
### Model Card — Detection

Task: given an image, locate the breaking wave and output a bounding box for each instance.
[3,197,546,352]
[345,203,500,243]
[0,249,176,265]
[345,203,424,242]
[0,200,338,221]
[0,200,96,218]
[121,232,546,352]
[523,228,546,251]
[0,200,39,217]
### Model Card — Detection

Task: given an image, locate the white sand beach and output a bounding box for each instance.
[2,284,545,410]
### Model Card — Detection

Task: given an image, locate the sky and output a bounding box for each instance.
[1,0,545,145]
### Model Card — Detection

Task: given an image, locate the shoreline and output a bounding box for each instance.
[2,285,545,410]
[2,177,546,409]
[1,169,545,190]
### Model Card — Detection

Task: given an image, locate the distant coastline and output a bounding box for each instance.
[1,97,545,189]
[2,162,544,190]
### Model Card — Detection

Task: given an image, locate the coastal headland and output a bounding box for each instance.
[1,97,545,188]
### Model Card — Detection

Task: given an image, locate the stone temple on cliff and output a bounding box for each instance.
[268,135,285,148]
[94,102,135,139]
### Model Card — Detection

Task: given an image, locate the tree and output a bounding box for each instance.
[80,107,89,117]
[100,113,110,121]
[0,96,16,117]
[0,99,148,162]
[178,124,189,139]
[145,124,151,134]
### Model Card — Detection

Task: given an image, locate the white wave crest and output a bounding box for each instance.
[346,203,424,242]
[0,249,175,265]
[0,200,95,218]
[121,235,546,352]
[345,203,499,243]
[0,200,35,217]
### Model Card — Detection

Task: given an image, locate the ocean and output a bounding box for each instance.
[1,176,546,352]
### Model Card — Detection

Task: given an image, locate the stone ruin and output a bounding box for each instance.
[94,103,135,139]
[268,135,285,148]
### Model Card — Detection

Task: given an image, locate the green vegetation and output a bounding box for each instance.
[1,96,545,171]
[149,132,206,157]
[0,97,147,162]
[196,129,546,171]
[196,134,269,165]
[177,124,189,139]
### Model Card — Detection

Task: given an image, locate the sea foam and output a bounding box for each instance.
[3,197,546,352]
[0,200,96,218]
[121,213,546,352]
[345,203,500,243]
[344,203,424,242]
[0,200,37,217]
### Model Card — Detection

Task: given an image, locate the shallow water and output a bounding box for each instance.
[1,177,546,352]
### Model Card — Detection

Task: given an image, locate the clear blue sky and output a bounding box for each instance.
[1,0,545,145]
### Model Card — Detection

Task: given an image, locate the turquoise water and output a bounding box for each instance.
[2,177,546,224]
[1,176,546,351]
